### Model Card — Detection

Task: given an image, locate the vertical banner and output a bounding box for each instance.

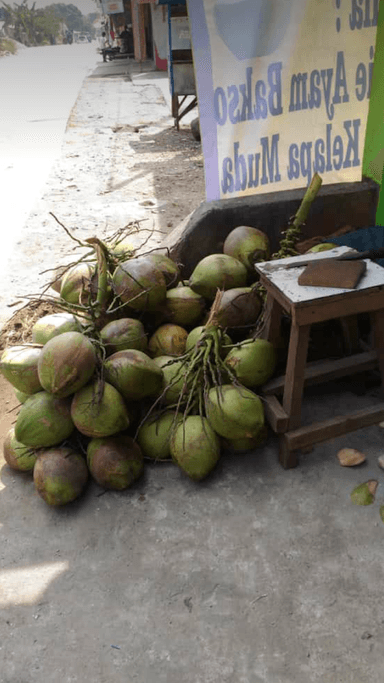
[187,0,378,201]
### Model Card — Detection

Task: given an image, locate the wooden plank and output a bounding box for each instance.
[293,289,384,326]
[263,395,289,433]
[257,274,293,316]
[282,322,310,429]
[283,403,384,451]
[263,350,378,395]
[340,315,360,355]
[260,294,282,345]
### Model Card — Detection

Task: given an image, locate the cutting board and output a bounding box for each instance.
[298,259,367,289]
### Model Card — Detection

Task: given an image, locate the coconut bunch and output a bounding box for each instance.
[0,329,147,505]
[1,223,280,502]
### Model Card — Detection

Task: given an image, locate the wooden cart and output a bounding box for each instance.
[160,0,197,129]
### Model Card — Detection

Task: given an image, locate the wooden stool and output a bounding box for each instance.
[255,248,384,468]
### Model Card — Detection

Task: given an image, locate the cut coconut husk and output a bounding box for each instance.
[3,427,38,472]
[164,287,205,327]
[0,344,43,394]
[32,312,81,345]
[137,411,182,461]
[145,253,181,289]
[205,384,264,440]
[223,226,270,273]
[214,287,262,329]
[170,416,221,481]
[34,447,88,506]
[60,262,95,305]
[186,326,232,359]
[112,256,167,311]
[351,480,378,505]
[153,356,188,406]
[337,448,366,467]
[100,318,147,355]
[189,254,248,300]
[71,380,130,438]
[15,391,74,447]
[148,323,188,358]
[87,434,144,490]
[104,349,163,401]
[224,338,276,387]
[37,331,97,398]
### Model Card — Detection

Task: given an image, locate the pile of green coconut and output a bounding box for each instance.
[1,224,278,507]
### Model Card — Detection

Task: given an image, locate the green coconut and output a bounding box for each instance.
[186,326,233,358]
[15,391,74,447]
[306,243,338,253]
[137,411,182,460]
[100,318,147,355]
[189,254,248,300]
[33,447,88,506]
[14,388,32,404]
[0,345,43,394]
[112,256,167,311]
[145,253,181,288]
[49,265,67,294]
[223,225,270,272]
[223,425,269,452]
[215,287,262,329]
[104,349,163,401]
[164,286,205,326]
[170,416,221,481]
[206,384,264,440]
[148,324,188,357]
[153,356,187,405]
[71,381,130,438]
[3,427,38,472]
[60,262,95,305]
[109,237,135,260]
[224,339,276,387]
[32,313,81,345]
[87,434,144,490]
[37,331,97,398]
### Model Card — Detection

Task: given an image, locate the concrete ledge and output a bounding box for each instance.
[161,180,379,276]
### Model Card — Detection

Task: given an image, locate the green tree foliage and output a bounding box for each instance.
[46,3,86,33]
[1,0,61,44]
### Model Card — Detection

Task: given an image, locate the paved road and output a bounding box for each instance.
[0,42,99,267]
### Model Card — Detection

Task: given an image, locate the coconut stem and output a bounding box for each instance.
[272,172,323,259]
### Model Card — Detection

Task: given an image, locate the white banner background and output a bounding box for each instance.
[188,0,378,201]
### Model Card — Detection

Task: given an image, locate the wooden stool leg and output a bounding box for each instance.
[279,434,298,469]
[340,315,360,355]
[282,322,311,430]
[261,294,282,344]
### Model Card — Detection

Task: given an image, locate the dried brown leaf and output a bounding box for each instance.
[367,480,378,497]
[337,448,366,467]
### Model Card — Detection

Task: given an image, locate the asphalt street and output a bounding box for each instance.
[0,42,98,270]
